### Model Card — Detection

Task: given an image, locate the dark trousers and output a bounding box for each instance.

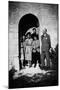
[41,51,50,67]
[32,51,40,67]
[32,52,36,65]
[36,51,41,64]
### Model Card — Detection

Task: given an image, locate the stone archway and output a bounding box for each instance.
[18,13,39,69]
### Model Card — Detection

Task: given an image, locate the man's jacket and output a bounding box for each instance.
[41,33,51,51]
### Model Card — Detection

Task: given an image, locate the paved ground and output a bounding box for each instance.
[9,64,58,89]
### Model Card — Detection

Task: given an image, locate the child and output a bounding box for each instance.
[32,35,40,67]
[24,32,33,67]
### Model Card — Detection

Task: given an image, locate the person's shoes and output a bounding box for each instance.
[39,64,41,68]
[40,66,44,70]
[43,66,48,70]
[34,65,36,68]
[45,66,50,70]
[40,66,49,70]
[29,65,32,68]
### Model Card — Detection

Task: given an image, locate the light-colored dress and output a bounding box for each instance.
[25,38,33,61]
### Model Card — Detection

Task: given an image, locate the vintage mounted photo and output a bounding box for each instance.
[8,1,58,89]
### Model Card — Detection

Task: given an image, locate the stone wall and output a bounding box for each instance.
[8,2,58,71]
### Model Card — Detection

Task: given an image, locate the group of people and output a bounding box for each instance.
[20,27,51,70]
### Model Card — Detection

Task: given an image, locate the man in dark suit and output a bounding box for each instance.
[41,28,51,69]
[31,27,39,39]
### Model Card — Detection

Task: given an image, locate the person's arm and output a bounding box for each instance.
[41,35,43,42]
[23,40,26,52]
[48,35,51,49]
[40,35,43,54]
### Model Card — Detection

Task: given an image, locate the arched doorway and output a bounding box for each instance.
[18,13,39,69]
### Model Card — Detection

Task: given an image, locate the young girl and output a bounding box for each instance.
[24,32,33,67]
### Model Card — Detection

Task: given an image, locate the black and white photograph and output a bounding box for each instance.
[8,1,58,89]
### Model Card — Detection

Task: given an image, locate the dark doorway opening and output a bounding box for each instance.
[18,13,39,69]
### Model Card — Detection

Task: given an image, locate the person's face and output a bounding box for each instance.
[43,29,47,34]
[33,28,36,33]
[34,29,36,33]
[27,34,30,38]
[23,36,25,40]
[34,36,37,40]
